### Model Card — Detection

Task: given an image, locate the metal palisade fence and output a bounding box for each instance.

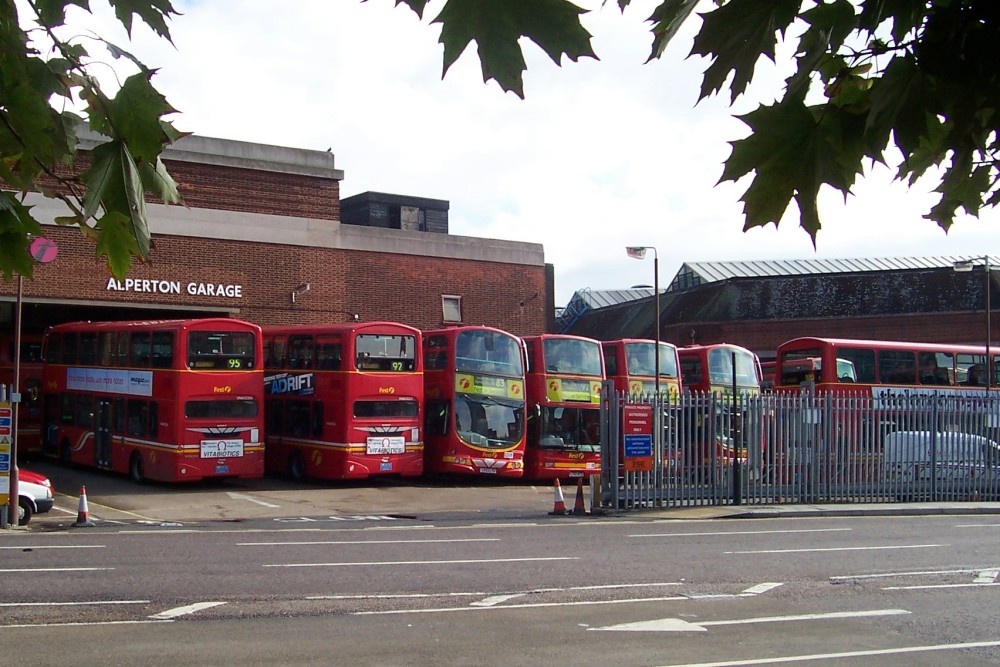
[599,381,1000,510]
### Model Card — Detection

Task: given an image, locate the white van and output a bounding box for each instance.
[882,430,1000,482]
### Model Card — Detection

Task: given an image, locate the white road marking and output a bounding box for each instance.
[661,639,1000,667]
[884,582,1000,591]
[470,594,525,607]
[354,595,692,615]
[148,601,227,620]
[238,538,499,546]
[831,567,1000,580]
[308,582,683,601]
[631,528,851,538]
[5,619,172,629]
[266,556,578,568]
[591,609,910,633]
[0,545,105,550]
[226,492,280,508]
[740,583,783,596]
[0,600,148,607]
[0,567,113,573]
[975,569,1000,583]
[727,544,943,554]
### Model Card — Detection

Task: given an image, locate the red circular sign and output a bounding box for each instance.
[29,237,58,263]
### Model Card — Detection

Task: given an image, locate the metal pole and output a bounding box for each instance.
[6,275,21,526]
[986,256,992,392]
[653,250,660,400]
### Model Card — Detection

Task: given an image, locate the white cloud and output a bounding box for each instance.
[52,0,1000,306]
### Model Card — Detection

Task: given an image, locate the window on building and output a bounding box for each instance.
[442,295,462,323]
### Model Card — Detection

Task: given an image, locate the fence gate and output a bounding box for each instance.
[599,381,1000,510]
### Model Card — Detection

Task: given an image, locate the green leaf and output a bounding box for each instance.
[857,0,925,42]
[864,55,925,160]
[692,0,800,102]
[81,139,152,259]
[107,0,177,42]
[0,193,43,281]
[33,0,90,28]
[724,97,865,242]
[138,155,183,205]
[646,0,700,61]
[433,0,596,99]
[391,0,428,18]
[801,0,857,53]
[103,40,154,74]
[94,210,142,279]
[104,72,177,163]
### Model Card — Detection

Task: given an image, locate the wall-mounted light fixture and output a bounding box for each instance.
[291,283,311,304]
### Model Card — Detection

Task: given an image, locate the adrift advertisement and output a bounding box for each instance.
[546,378,600,403]
[265,372,315,396]
[455,373,523,400]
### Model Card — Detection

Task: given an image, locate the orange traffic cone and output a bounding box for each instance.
[572,478,587,515]
[548,478,568,515]
[72,485,95,527]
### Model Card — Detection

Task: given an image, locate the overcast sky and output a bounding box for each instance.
[65,0,999,306]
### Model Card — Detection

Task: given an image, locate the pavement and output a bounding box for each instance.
[589,501,1000,521]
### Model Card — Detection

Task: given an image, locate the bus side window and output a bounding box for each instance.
[79,333,97,365]
[149,402,158,439]
[130,333,152,368]
[98,332,116,366]
[317,343,341,370]
[46,332,61,363]
[61,332,78,364]
[117,333,130,367]
[425,399,449,436]
[76,394,94,429]
[267,398,284,435]
[127,399,148,437]
[113,398,126,434]
[286,400,310,436]
[151,332,174,369]
[288,336,314,370]
[312,402,324,438]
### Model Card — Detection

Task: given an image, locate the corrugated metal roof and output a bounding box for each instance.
[667,256,999,292]
[575,288,659,309]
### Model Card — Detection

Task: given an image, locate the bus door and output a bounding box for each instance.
[95,397,113,469]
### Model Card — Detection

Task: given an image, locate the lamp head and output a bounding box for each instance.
[625,246,647,260]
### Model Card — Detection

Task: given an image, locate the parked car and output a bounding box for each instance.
[883,430,1000,481]
[17,468,54,526]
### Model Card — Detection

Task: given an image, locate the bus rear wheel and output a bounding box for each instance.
[129,453,145,484]
[287,451,306,482]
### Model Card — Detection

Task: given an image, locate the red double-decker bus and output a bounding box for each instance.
[678,343,763,395]
[677,343,764,471]
[262,322,423,481]
[0,334,44,457]
[773,337,999,486]
[422,326,526,477]
[41,318,264,483]
[775,337,997,395]
[522,334,603,480]
[600,339,681,397]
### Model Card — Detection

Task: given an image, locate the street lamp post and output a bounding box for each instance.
[625,246,660,398]
[954,256,992,391]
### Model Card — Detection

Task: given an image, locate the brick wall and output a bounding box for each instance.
[0,225,548,337]
[163,161,340,221]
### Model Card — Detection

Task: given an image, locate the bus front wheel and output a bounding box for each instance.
[129,453,145,484]
[288,451,306,482]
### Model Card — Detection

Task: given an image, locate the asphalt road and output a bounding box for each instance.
[6,461,1000,665]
